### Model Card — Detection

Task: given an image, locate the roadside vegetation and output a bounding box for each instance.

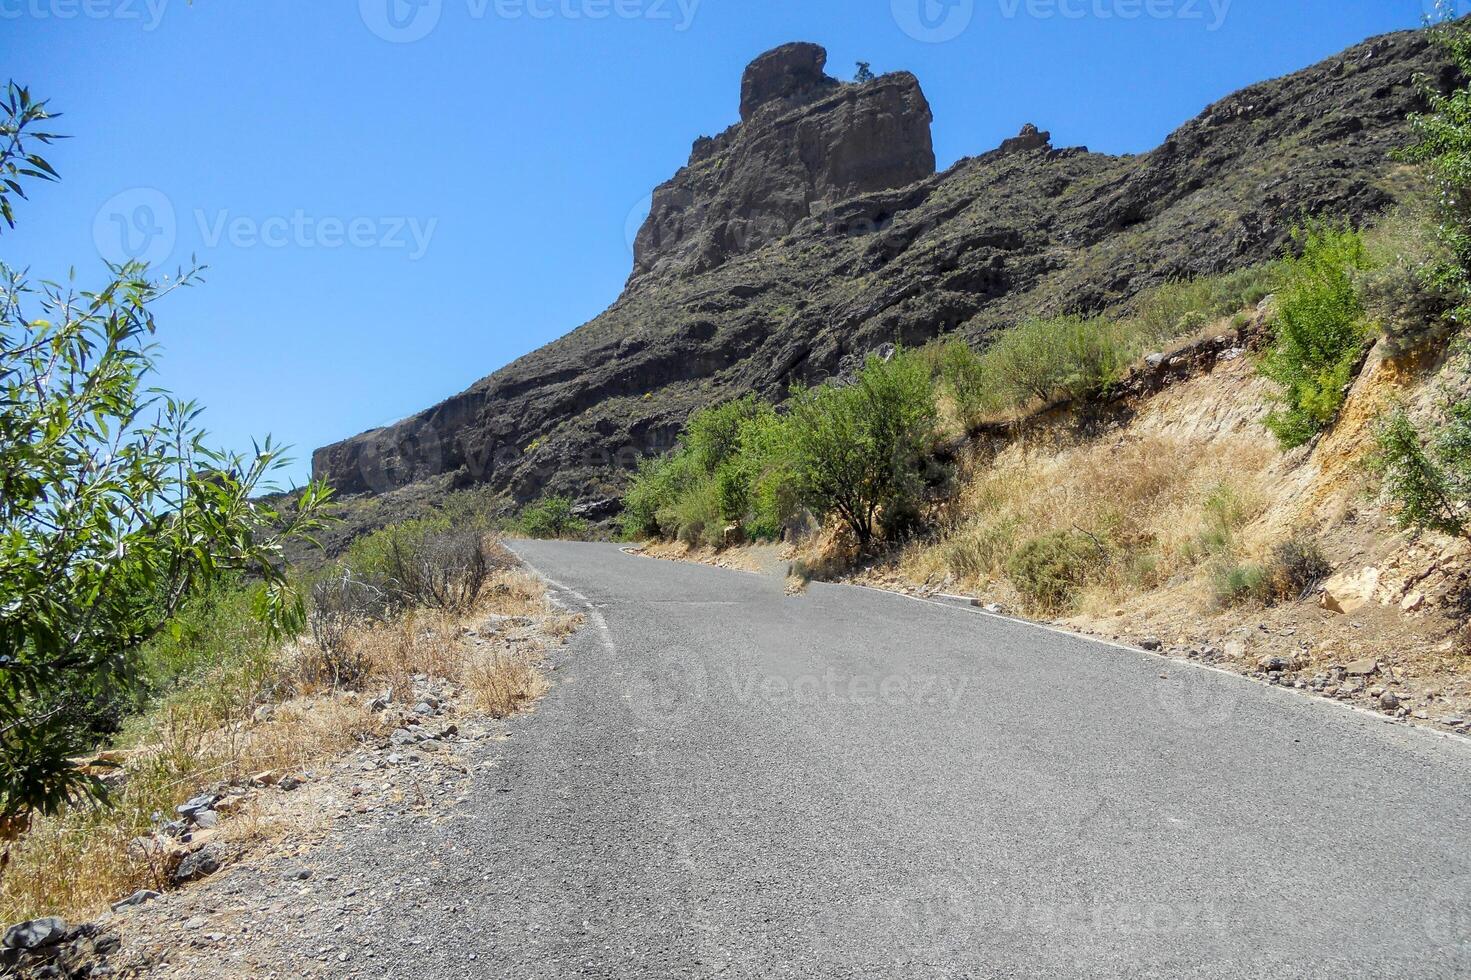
[0,84,580,926]
[626,109,1471,619]
[0,513,574,924]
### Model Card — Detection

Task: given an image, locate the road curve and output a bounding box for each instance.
[369,541,1471,978]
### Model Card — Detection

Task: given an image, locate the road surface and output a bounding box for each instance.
[352,540,1471,978]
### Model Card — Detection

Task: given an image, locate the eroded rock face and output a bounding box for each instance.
[311,30,1454,513]
[739,42,836,121]
[632,44,935,283]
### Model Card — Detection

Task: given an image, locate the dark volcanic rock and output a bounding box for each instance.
[312,32,1454,514]
[633,46,935,282]
[739,42,837,121]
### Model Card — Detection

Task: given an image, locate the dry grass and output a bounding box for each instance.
[465,651,550,717]
[896,432,1278,615]
[0,568,573,926]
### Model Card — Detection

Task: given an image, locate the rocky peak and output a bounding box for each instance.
[739,42,838,121]
[998,123,1051,156]
[631,42,935,284]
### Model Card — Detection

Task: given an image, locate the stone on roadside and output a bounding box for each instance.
[172,845,222,885]
[110,890,161,912]
[3,918,67,951]
[1344,658,1379,677]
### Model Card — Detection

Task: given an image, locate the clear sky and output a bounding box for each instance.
[1,0,1447,486]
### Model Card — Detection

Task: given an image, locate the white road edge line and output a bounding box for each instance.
[526,540,1471,752]
[845,581,1471,751]
[507,544,617,655]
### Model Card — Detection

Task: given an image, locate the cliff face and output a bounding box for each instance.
[632,42,936,283]
[312,31,1454,506]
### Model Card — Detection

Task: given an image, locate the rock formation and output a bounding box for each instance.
[632,41,935,282]
[312,31,1455,513]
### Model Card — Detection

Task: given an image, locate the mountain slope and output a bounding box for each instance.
[312,30,1453,507]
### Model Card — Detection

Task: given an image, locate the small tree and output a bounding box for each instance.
[1399,15,1471,325]
[854,61,875,84]
[785,350,937,548]
[515,495,588,539]
[1260,224,1373,448]
[0,85,332,835]
[1374,397,1471,541]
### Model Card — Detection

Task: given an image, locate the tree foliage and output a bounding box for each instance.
[784,351,937,547]
[1374,397,1471,541]
[1260,224,1373,448]
[1399,14,1471,325]
[0,85,332,831]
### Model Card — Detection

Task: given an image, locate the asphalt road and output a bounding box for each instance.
[364,540,1471,978]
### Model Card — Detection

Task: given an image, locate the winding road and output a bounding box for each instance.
[341,541,1471,978]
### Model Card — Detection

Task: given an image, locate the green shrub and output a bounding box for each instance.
[515,495,589,540]
[1359,207,1460,355]
[619,396,794,545]
[785,350,938,547]
[1260,224,1374,448]
[1005,530,1099,613]
[930,339,1000,429]
[344,515,450,581]
[621,452,692,539]
[1212,537,1330,607]
[345,517,505,610]
[1131,265,1275,343]
[981,315,1132,409]
[1210,560,1270,607]
[1399,16,1471,325]
[135,580,275,703]
[1374,398,1471,540]
[735,409,801,540]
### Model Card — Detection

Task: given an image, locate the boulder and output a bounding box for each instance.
[172,845,223,885]
[1319,567,1381,614]
[3,918,67,951]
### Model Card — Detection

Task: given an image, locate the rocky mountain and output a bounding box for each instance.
[312,29,1454,508]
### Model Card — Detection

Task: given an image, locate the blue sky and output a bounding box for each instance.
[0,0,1445,486]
